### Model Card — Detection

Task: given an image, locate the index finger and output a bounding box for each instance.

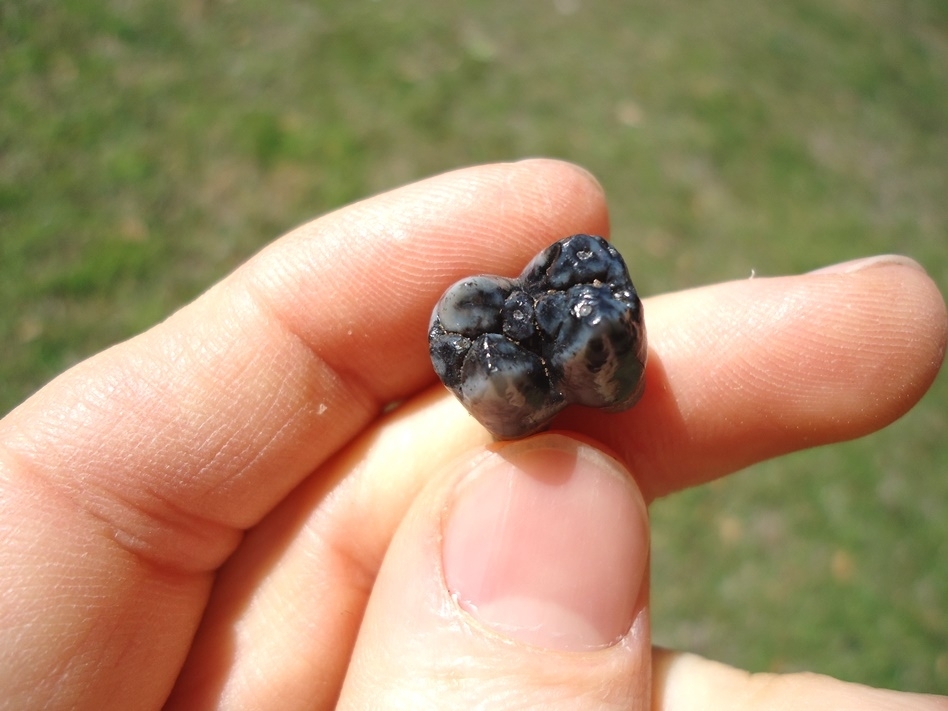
[0,160,610,708]
[0,159,609,564]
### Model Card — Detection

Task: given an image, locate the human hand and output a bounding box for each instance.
[1,160,945,710]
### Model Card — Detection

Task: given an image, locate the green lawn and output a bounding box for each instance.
[2,0,946,693]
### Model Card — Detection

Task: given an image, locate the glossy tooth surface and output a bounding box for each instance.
[429,234,647,439]
[458,334,562,439]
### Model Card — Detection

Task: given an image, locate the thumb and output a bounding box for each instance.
[338,433,651,710]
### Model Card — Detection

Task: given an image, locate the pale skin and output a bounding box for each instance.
[0,160,946,710]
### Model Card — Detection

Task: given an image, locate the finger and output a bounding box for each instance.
[558,255,948,500]
[165,388,494,710]
[652,648,948,710]
[0,160,609,709]
[168,258,945,708]
[2,159,609,553]
[337,434,652,710]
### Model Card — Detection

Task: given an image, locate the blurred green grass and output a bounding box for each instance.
[2,0,946,694]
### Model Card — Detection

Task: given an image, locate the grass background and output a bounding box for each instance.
[2,0,946,694]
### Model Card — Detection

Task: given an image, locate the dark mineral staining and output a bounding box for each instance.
[428,234,647,439]
[501,291,536,343]
[458,334,563,439]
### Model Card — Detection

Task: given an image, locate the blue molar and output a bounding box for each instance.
[429,235,647,439]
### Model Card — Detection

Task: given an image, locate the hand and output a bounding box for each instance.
[1,160,945,710]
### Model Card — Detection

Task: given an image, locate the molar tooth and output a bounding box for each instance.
[428,235,647,439]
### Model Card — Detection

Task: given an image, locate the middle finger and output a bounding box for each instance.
[168,259,945,709]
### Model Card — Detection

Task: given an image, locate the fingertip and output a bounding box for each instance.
[807,253,928,275]
[517,158,611,238]
[442,434,648,652]
[811,256,947,417]
[564,257,947,498]
[338,433,651,709]
[452,159,609,253]
[653,649,948,710]
[895,261,946,400]
[511,158,608,215]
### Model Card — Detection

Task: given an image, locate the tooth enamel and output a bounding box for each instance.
[428,235,647,439]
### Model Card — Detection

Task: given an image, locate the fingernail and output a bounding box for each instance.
[809,254,927,275]
[442,434,648,651]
